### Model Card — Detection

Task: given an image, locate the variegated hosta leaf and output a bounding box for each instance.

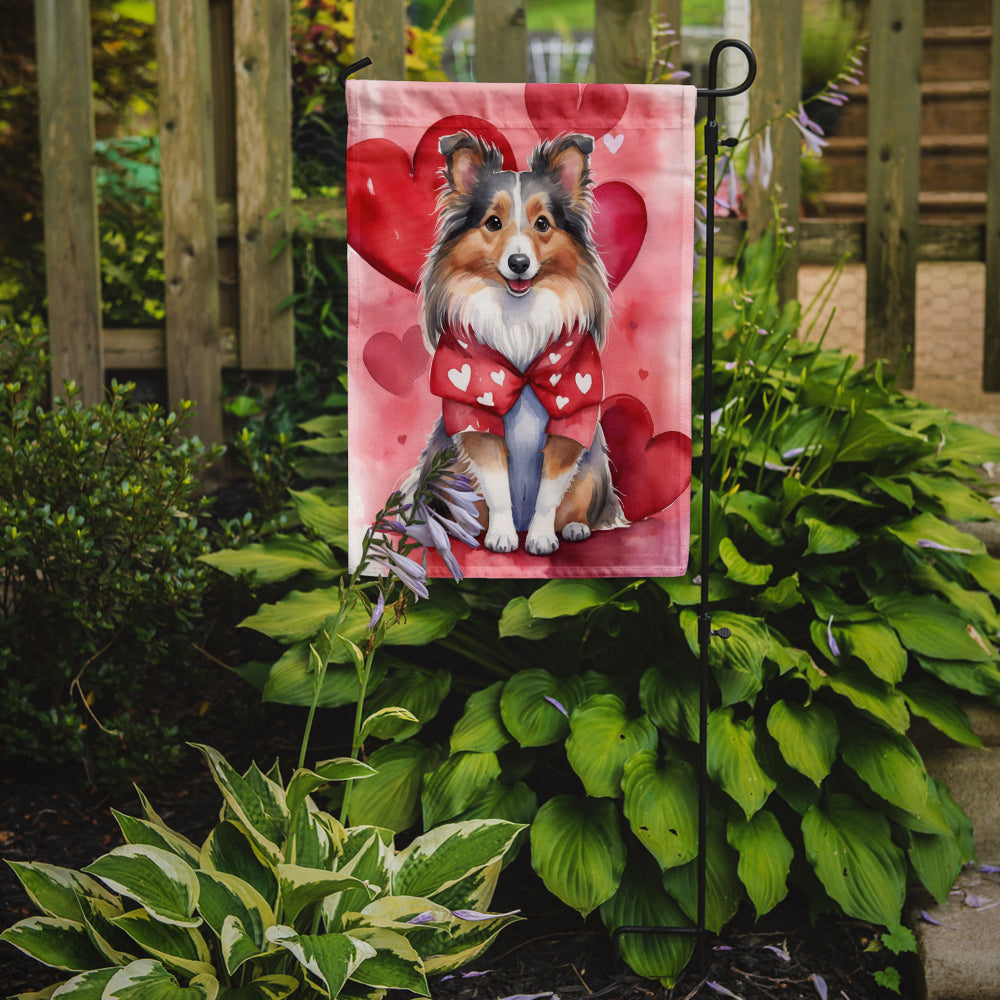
[77,894,136,966]
[838,718,929,817]
[566,695,658,799]
[112,810,202,868]
[765,700,838,786]
[802,793,906,926]
[276,864,375,925]
[110,908,214,978]
[529,795,626,917]
[200,822,278,910]
[288,801,344,870]
[421,859,501,917]
[102,958,218,999]
[46,966,118,997]
[727,810,793,918]
[195,871,274,974]
[214,975,299,1000]
[323,829,393,931]
[191,745,287,863]
[4,861,118,922]
[0,916,107,972]
[420,751,502,829]
[499,669,585,747]
[265,926,376,998]
[421,906,522,975]
[621,751,699,871]
[83,846,200,928]
[345,926,429,995]
[707,707,776,819]
[391,820,524,901]
[450,681,511,754]
[599,854,694,987]
[285,760,375,823]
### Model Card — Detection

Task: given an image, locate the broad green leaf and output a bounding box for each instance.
[360,706,421,742]
[727,811,793,917]
[755,573,804,614]
[865,474,914,509]
[450,682,511,754]
[802,793,906,926]
[886,512,985,557]
[527,579,617,618]
[499,670,584,747]
[216,976,299,1000]
[261,643,387,709]
[916,655,1000,697]
[285,760,376,822]
[718,536,772,586]
[874,594,995,662]
[83,846,200,928]
[724,490,784,545]
[199,822,278,909]
[195,871,273,974]
[200,535,340,583]
[566,695,658,798]
[346,926,428,994]
[599,854,694,987]
[112,812,201,868]
[5,862,118,923]
[707,708,776,818]
[111,909,214,978]
[901,680,982,748]
[453,779,538,827]
[639,664,698,743]
[834,621,907,684]
[621,751,699,871]
[288,489,349,546]
[0,916,106,971]
[421,751,502,828]
[530,795,626,917]
[906,472,998,521]
[393,820,524,901]
[935,421,1000,464]
[909,828,965,905]
[265,926,375,997]
[835,410,927,463]
[347,740,442,832]
[362,667,451,740]
[277,865,374,924]
[191,746,287,862]
[655,573,737,606]
[839,718,928,816]
[807,660,910,732]
[103,959,218,1000]
[802,517,859,556]
[497,597,564,639]
[910,562,1000,632]
[765,700,837,786]
[680,610,770,706]
[661,810,741,933]
[967,553,1000,597]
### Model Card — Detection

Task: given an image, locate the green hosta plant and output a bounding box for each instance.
[1,744,523,999]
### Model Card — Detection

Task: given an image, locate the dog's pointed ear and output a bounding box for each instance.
[530,134,595,204]
[439,132,488,196]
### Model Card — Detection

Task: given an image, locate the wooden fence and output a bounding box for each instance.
[33,0,1000,444]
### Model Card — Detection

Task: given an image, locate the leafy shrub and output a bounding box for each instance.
[212,234,1000,985]
[1,743,524,998]
[0,317,220,783]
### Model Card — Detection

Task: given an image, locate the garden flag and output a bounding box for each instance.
[346,80,695,578]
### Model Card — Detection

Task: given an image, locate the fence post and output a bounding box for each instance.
[233,0,294,370]
[355,0,407,81]
[157,0,223,445]
[864,0,923,389]
[594,0,652,84]
[983,0,1000,390]
[474,0,527,82]
[746,0,801,305]
[34,0,104,405]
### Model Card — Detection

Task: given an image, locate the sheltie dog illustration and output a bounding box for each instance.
[409,130,626,555]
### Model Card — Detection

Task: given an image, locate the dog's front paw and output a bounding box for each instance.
[561,521,591,542]
[525,528,559,556]
[485,512,519,553]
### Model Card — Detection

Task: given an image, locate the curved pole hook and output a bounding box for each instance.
[338,57,373,90]
[697,38,756,99]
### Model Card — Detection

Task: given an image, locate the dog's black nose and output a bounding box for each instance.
[508,254,531,275]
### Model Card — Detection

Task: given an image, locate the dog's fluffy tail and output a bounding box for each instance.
[585,423,629,530]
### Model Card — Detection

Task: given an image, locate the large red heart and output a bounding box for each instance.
[601,394,691,522]
[362,325,428,397]
[347,117,518,291]
[524,83,629,142]
[593,181,646,291]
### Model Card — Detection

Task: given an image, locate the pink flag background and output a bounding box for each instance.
[346,80,696,578]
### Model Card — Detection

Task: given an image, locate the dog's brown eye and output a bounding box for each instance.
[484,215,503,231]
[534,216,551,233]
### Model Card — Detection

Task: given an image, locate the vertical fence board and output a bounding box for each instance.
[157,0,222,444]
[594,0,652,84]
[474,0,527,82]
[983,0,1000,390]
[864,0,923,389]
[233,0,294,369]
[34,0,103,405]
[355,0,406,81]
[746,0,801,303]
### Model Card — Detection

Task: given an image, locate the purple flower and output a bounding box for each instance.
[707,983,742,999]
[747,124,773,191]
[917,538,973,554]
[826,616,841,658]
[367,590,385,631]
[368,540,429,600]
[812,974,828,1000]
[544,695,569,718]
[763,944,790,961]
[407,911,438,925]
[791,104,828,156]
[451,908,520,921]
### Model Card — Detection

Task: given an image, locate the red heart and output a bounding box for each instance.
[601,394,691,522]
[347,117,517,291]
[524,83,629,142]
[593,181,646,291]
[362,325,429,397]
